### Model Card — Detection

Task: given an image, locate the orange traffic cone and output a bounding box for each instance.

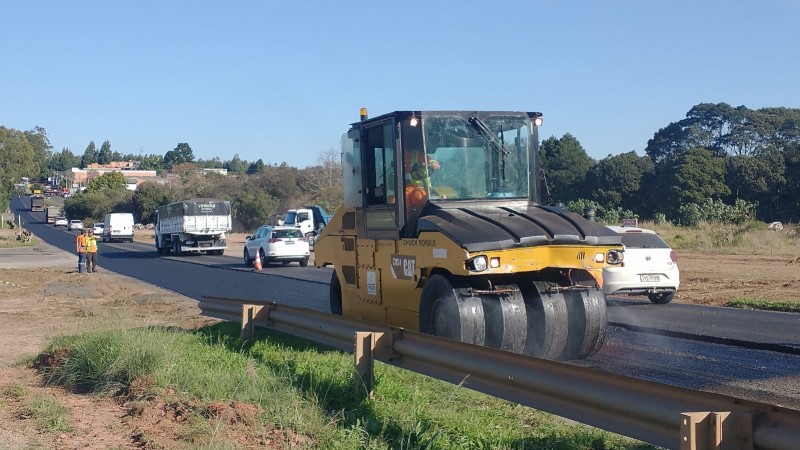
[253,255,262,271]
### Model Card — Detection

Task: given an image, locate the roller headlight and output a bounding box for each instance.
[607,249,624,264]
[466,256,488,272]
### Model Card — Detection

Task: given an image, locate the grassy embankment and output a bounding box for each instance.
[0,225,35,248]
[644,220,800,312]
[32,323,657,449]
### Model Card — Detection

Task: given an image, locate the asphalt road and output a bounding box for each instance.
[9,195,800,409]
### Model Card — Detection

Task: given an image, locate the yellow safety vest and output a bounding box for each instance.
[86,236,98,253]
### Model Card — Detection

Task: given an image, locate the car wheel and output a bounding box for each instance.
[243,248,250,265]
[259,248,267,267]
[299,258,309,267]
[648,292,675,304]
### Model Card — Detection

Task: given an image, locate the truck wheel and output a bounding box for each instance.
[216,249,224,256]
[419,274,485,346]
[243,248,251,265]
[299,258,309,267]
[648,292,674,304]
[155,238,163,255]
[172,240,181,256]
[330,271,342,315]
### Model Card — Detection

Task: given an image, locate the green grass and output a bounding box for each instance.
[0,236,36,248]
[39,323,657,450]
[18,395,72,432]
[3,382,29,399]
[726,298,800,313]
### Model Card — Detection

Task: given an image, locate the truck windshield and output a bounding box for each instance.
[284,211,297,225]
[419,113,534,201]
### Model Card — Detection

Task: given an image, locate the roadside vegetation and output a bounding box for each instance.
[35,323,656,449]
[0,224,35,248]
[726,298,800,313]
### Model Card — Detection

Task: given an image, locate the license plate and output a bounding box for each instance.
[640,274,660,283]
[285,240,294,245]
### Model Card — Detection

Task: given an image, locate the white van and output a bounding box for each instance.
[103,213,135,243]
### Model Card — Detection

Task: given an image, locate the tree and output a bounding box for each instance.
[64,188,133,223]
[132,181,183,224]
[0,127,37,211]
[299,148,343,213]
[97,140,113,165]
[725,150,786,219]
[539,134,593,203]
[657,147,730,219]
[255,163,302,212]
[231,191,279,231]
[224,154,248,176]
[247,159,265,175]
[163,143,195,170]
[584,151,653,212]
[87,171,128,192]
[48,147,80,172]
[23,126,52,179]
[81,141,98,168]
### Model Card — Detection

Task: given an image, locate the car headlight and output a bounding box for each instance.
[466,256,488,272]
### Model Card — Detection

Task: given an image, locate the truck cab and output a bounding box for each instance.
[284,206,332,237]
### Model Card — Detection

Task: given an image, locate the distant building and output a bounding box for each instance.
[198,168,228,176]
[65,161,161,191]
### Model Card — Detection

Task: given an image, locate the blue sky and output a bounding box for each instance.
[2,1,798,168]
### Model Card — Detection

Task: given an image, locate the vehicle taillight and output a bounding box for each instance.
[670,251,678,263]
[268,238,281,243]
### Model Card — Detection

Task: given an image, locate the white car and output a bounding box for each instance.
[68,220,84,231]
[602,225,680,304]
[243,225,310,267]
[92,222,104,235]
[54,216,68,227]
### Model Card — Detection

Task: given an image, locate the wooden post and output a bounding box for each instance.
[354,331,390,399]
[241,304,263,344]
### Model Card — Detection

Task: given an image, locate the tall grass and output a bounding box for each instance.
[641,220,800,256]
[40,323,656,449]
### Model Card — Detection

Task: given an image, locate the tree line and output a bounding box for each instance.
[3,101,799,229]
[539,103,800,224]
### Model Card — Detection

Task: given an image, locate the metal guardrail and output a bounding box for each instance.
[200,295,800,450]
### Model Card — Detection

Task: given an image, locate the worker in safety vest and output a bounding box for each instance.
[85,229,98,273]
[75,229,88,273]
[404,148,440,210]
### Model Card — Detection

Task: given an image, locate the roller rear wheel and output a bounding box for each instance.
[419,274,485,346]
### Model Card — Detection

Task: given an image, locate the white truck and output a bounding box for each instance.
[283,205,332,237]
[154,198,232,256]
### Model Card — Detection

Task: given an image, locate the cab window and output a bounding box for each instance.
[364,122,396,206]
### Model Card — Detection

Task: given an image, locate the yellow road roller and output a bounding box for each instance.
[314,109,624,360]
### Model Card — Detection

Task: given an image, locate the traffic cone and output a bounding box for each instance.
[253,255,262,271]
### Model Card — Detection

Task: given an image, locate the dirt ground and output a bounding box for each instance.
[1,227,798,448]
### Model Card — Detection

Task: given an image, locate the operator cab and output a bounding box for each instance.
[342,109,544,238]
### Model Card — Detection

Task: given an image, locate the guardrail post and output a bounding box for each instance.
[354,332,390,399]
[241,304,264,343]
[681,412,753,450]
